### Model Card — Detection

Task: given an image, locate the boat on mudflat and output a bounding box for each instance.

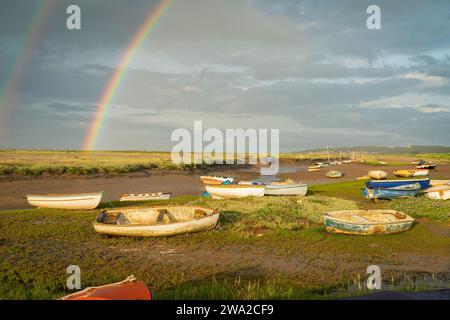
[424,185,450,200]
[264,182,308,196]
[368,170,387,180]
[416,163,436,170]
[59,275,151,300]
[323,210,414,235]
[393,170,414,178]
[361,183,421,200]
[26,192,103,210]
[365,178,430,190]
[93,206,219,237]
[120,192,172,201]
[326,170,343,178]
[200,176,234,185]
[412,169,429,177]
[205,184,265,199]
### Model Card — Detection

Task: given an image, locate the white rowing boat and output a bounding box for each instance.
[425,185,450,200]
[264,183,308,196]
[368,170,388,180]
[205,184,265,199]
[120,192,172,201]
[26,192,103,210]
[93,206,219,237]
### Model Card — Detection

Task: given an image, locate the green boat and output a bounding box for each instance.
[323,210,414,235]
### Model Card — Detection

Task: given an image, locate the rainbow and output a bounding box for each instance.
[83,0,172,151]
[0,0,56,139]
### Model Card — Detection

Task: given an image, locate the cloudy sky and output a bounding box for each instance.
[0,0,449,151]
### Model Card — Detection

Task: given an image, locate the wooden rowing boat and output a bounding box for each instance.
[424,185,450,200]
[93,206,219,237]
[26,192,103,210]
[200,176,234,185]
[323,210,414,235]
[366,178,430,190]
[264,182,308,196]
[412,169,429,177]
[430,180,450,187]
[361,183,421,200]
[120,192,172,201]
[59,275,151,300]
[205,184,265,199]
[326,170,343,178]
[393,170,415,178]
[368,170,387,180]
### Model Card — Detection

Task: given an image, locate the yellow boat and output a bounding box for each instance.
[393,170,415,178]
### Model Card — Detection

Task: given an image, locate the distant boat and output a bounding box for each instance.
[412,169,429,177]
[26,192,103,210]
[264,182,308,196]
[323,210,414,235]
[237,181,265,186]
[416,163,436,169]
[59,275,151,300]
[205,184,265,199]
[93,206,219,237]
[424,185,450,200]
[200,176,234,185]
[362,183,421,200]
[326,170,343,178]
[368,170,388,180]
[120,192,172,202]
[365,178,430,190]
[393,170,414,178]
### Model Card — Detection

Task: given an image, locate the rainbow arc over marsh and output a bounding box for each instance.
[83,0,172,151]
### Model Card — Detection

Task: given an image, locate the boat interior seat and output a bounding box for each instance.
[156,209,177,224]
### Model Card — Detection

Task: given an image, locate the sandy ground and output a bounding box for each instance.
[1,162,449,211]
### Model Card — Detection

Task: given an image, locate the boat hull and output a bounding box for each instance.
[206,185,265,199]
[368,170,388,180]
[365,178,430,190]
[93,206,219,237]
[323,210,414,235]
[200,176,233,185]
[361,187,420,200]
[120,193,171,201]
[26,192,102,210]
[412,169,429,177]
[393,170,414,178]
[264,184,308,196]
[425,186,450,200]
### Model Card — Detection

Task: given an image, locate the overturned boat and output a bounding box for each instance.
[368,170,388,180]
[26,192,103,210]
[93,206,219,237]
[424,185,450,200]
[323,210,414,235]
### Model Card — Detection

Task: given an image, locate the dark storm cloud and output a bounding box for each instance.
[1,0,449,150]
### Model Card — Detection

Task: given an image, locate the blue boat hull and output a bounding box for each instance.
[365,178,430,190]
[361,188,420,199]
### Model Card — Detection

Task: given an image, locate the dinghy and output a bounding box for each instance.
[412,169,429,177]
[361,183,421,200]
[323,210,414,235]
[326,170,343,178]
[120,192,172,201]
[205,184,265,199]
[366,178,430,190]
[368,170,387,180]
[424,185,450,200]
[393,170,414,178]
[93,206,219,237]
[430,180,450,187]
[200,176,234,185]
[416,163,436,169]
[26,192,103,210]
[264,182,308,196]
[59,275,151,300]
